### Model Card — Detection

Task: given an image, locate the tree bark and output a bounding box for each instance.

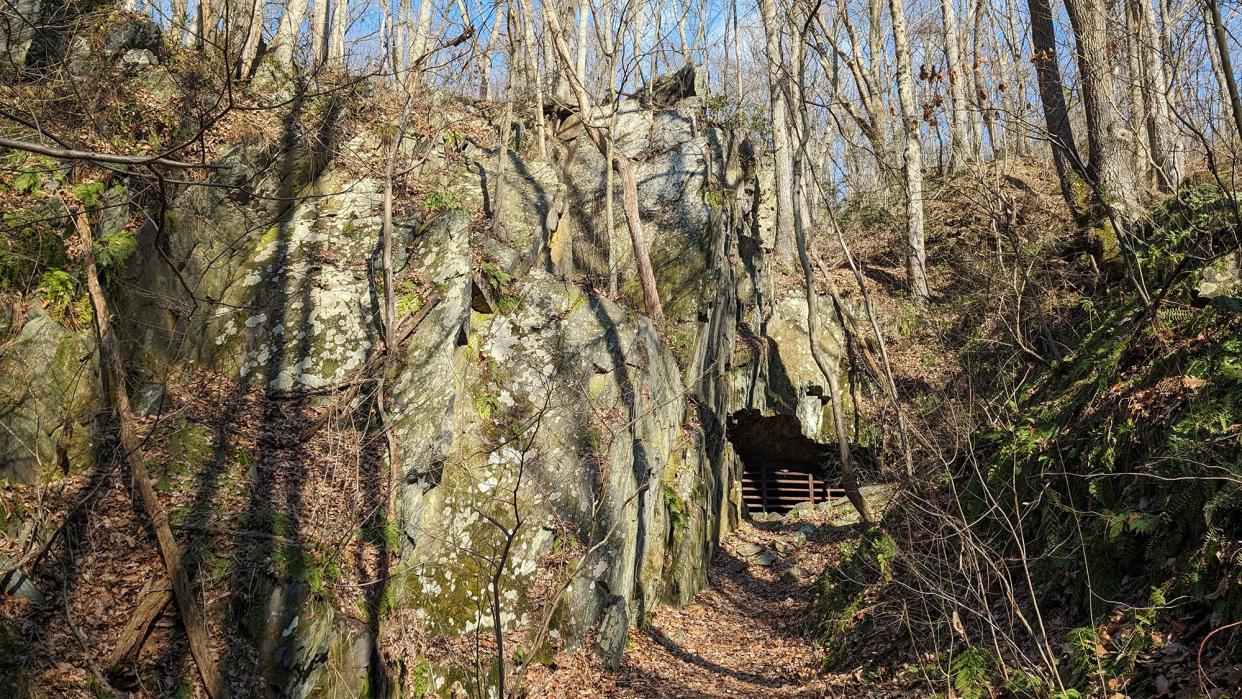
[941,0,970,170]
[330,0,348,67]
[517,0,547,159]
[887,0,930,302]
[1026,0,1087,213]
[575,0,589,79]
[273,0,310,66]
[171,0,190,44]
[69,203,229,699]
[1206,0,1242,147]
[784,42,876,521]
[237,0,265,78]
[311,0,330,65]
[409,0,434,84]
[1132,0,1179,189]
[492,9,518,239]
[758,0,796,264]
[1064,0,1142,221]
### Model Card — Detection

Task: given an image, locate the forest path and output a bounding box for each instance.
[527,502,911,697]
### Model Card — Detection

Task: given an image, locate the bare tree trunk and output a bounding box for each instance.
[887,0,930,303]
[758,0,796,265]
[329,0,348,67]
[575,0,589,79]
[409,0,434,84]
[1206,0,1242,146]
[964,0,985,158]
[941,0,970,170]
[1124,0,1152,187]
[399,0,412,73]
[236,0,264,77]
[733,0,742,102]
[68,203,229,699]
[273,0,310,66]
[542,1,664,321]
[1027,0,1087,214]
[478,0,501,98]
[311,0,329,65]
[1133,0,1179,189]
[493,12,518,240]
[517,0,547,159]
[196,0,215,49]
[1065,0,1142,221]
[793,189,874,524]
[605,108,618,296]
[1002,0,1030,156]
[784,38,876,521]
[171,0,190,44]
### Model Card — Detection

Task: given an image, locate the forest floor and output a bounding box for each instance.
[525,500,920,698]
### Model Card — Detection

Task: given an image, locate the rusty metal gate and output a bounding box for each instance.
[741,462,844,514]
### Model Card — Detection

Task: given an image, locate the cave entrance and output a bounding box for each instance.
[727,409,845,515]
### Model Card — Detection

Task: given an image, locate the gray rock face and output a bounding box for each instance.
[0,0,42,70]
[1198,251,1241,305]
[119,48,157,76]
[385,270,697,674]
[0,308,99,484]
[258,582,371,698]
[96,79,848,691]
[104,18,162,58]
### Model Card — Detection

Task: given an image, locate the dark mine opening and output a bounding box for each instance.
[726,409,845,515]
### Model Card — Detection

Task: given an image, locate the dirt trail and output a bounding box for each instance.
[527,508,911,698]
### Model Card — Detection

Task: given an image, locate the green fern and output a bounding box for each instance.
[950,648,993,699]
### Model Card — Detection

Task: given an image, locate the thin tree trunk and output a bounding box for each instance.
[1125,0,1152,186]
[887,0,930,302]
[794,190,874,525]
[479,0,501,98]
[311,0,329,65]
[399,0,411,73]
[517,0,547,159]
[1206,0,1242,146]
[964,0,985,158]
[493,13,518,239]
[758,0,796,264]
[1003,0,1030,156]
[1133,0,1179,188]
[196,0,214,49]
[171,0,190,44]
[237,0,264,77]
[69,203,229,699]
[941,0,969,170]
[330,0,348,67]
[381,0,393,78]
[542,1,664,321]
[785,99,876,523]
[409,0,434,84]
[1027,0,1087,214]
[575,0,589,79]
[605,108,618,296]
[725,0,735,101]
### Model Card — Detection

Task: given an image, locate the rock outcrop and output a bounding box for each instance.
[3,65,853,696]
[0,307,99,484]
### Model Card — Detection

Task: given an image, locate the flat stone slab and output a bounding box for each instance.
[735,542,763,557]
